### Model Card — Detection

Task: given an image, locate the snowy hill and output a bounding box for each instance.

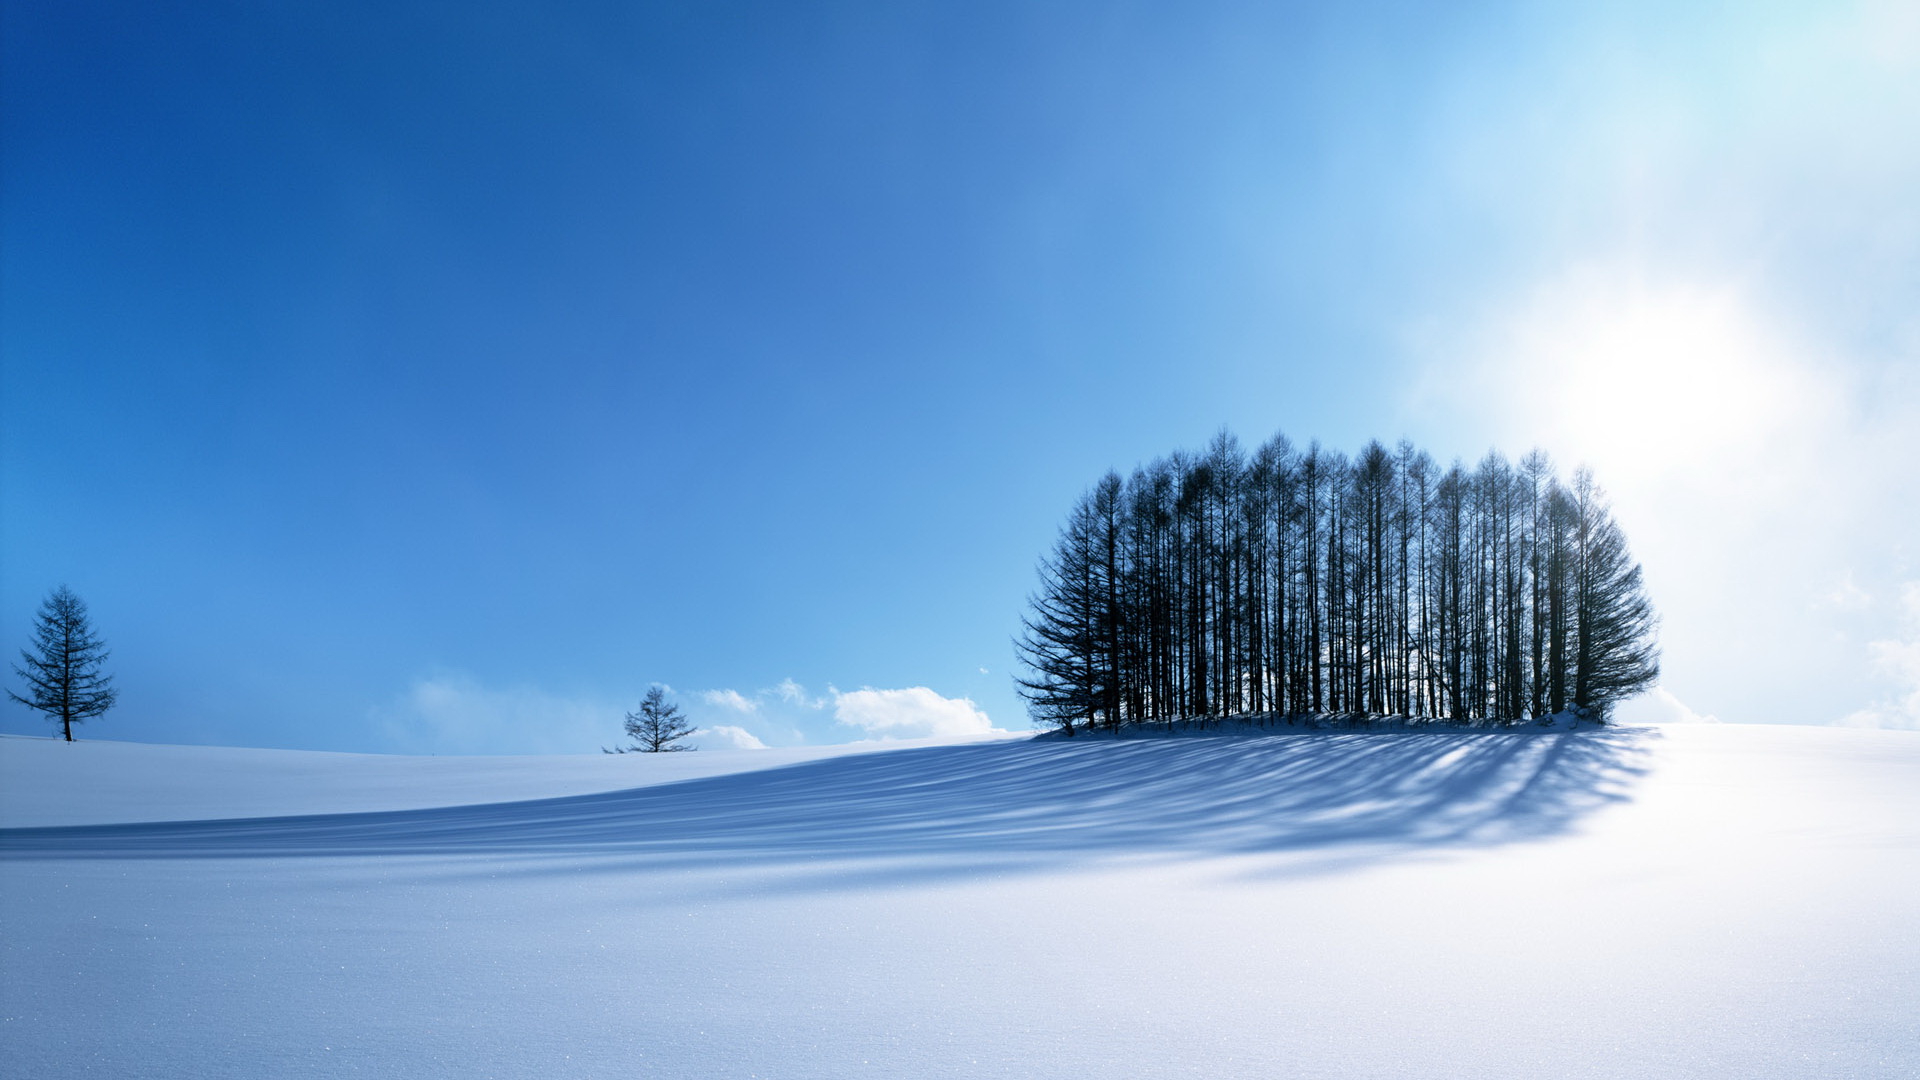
[3,724,1917,1078]
[0,733,980,827]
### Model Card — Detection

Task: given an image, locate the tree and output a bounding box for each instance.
[1014,489,1107,736]
[1567,469,1661,719]
[607,686,696,753]
[9,586,117,741]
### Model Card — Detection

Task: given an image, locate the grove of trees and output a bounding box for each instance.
[1016,430,1658,735]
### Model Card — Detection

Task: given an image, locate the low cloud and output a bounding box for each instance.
[774,678,828,709]
[372,673,612,755]
[1826,572,1874,613]
[832,686,998,739]
[367,675,1001,754]
[1839,582,1920,731]
[690,724,768,750]
[700,689,758,714]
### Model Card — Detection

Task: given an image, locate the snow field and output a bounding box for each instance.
[2,723,1917,1078]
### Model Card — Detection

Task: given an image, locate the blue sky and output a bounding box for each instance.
[5,0,1918,751]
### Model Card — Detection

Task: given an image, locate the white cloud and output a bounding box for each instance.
[1826,572,1874,613]
[1839,582,1920,731]
[680,687,783,748]
[690,724,769,750]
[773,678,828,709]
[691,680,1005,745]
[832,686,998,739]
[372,673,614,755]
[368,676,1003,753]
[700,689,758,714]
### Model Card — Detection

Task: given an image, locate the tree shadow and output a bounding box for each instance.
[0,730,1655,884]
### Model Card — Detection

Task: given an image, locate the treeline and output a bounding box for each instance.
[1016,431,1658,734]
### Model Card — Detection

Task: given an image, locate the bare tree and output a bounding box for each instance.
[607,686,696,752]
[9,586,117,741]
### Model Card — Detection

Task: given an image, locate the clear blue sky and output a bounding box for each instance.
[5,0,1917,751]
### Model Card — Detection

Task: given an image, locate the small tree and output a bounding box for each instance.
[606,686,695,753]
[9,586,118,741]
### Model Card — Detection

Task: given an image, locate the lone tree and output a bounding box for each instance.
[9,585,118,741]
[607,686,696,753]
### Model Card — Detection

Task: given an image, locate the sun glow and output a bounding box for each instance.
[1429,258,1912,729]
[1489,267,1829,493]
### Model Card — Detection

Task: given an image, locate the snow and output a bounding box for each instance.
[3,723,1918,1078]
[0,733,1007,827]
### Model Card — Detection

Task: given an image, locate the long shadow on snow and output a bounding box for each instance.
[0,730,1653,873]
